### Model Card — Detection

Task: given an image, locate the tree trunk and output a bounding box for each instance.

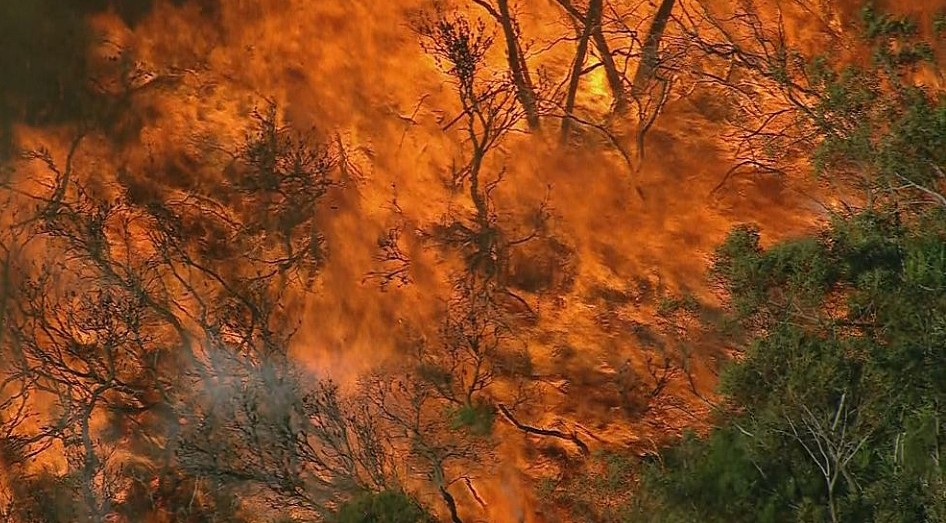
[440,485,464,523]
[592,21,627,114]
[633,0,676,93]
[554,0,626,114]
[560,0,601,144]
[79,401,107,523]
[495,0,540,129]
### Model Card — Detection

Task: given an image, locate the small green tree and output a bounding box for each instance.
[327,490,437,523]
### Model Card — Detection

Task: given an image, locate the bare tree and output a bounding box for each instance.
[673,1,824,190]
[560,0,603,144]
[6,271,162,522]
[547,1,682,162]
[554,0,628,114]
[0,102,370,521]
[367,252,542,520]
[363,367,492,523]
[419,6,598,460]
[632,0,677,93]
[365,190,414,291]
[418,11,548,301]
[177,357,392,517]
[470,0,541,129]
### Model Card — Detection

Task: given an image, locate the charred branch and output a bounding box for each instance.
[497,403,589,456]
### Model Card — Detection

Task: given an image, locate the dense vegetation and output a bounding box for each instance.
[633,7,946,522]
[326,491,436,523]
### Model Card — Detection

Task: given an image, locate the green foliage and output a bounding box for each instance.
[638,11,946,520]
[710,224,836,322]
[807,4,946,203]
[638,210,946,521]
[861,4,919,40]
[656,292,700,317]
[327,490,436,523]
[448,401,496,436]
[935,12,946,36]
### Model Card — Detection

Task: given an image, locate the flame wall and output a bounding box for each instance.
[7,0,937,521]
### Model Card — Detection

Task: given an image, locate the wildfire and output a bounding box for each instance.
[0,0,912,521]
